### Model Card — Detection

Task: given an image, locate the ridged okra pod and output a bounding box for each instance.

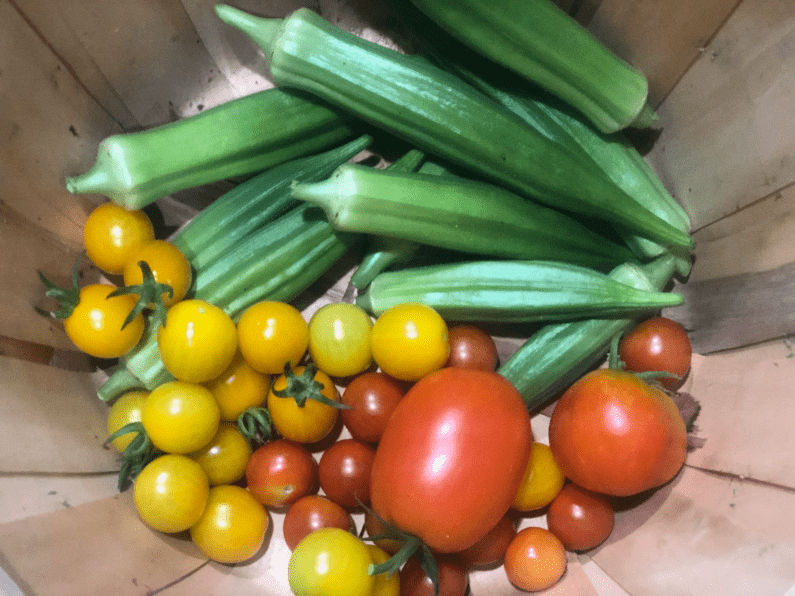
[173,134,372,268]
[291,163,637,271]
[66,87,357,209]
[432,52,693,275]
[498,255,678,409]
[408,0,655,133]
[213,5,693,250]
[355,259,682,323]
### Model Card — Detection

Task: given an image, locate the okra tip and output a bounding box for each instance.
[214,4,284,59]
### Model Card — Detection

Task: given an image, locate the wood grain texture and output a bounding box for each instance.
[677,345,795,488]
[665,260,795,353]
[0,356,117,473]
[647,0,795,230]
[592,466,795,596]
[585,0,740,106]
[0,492,208,596]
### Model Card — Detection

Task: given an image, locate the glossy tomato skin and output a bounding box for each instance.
[83,202,154,275]
[445,324,499,371]
[546,483,615,552]
[504,527,567,592]
[123,239,192,306]
[399,555,468,596]
[190,485,269,563]
[318,438,376,508]
[549,369,687,497]
[288,528,374,596]
[370,368,533,553]
[246,439,318,508]
[65,284,145,359]
[618,316,692,389]
[282,495,354,551]
[341,372,405,444]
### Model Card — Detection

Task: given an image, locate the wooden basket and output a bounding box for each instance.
[1,0,794,594]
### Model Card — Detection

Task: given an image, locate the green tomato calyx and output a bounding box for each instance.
[272,361,351,410]
[36,258,82,320]
[359,501,440,596]
[108,260,174,329]
[104,421,159,491]
[237,406,275,445]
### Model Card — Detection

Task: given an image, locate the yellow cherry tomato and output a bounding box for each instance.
[106,390,148,451]
[133,454,209,533]
[288,528,375,596]
[157,299,238,383]
[237,301,309,375]
[142,381,220,454]
[367,545,401,596]
[308,303,373,378]
[268,366,340,444]
[370,302,449,381]
[190,423,252,485]
[190,485,269,564]
[83,202,154,275]
[512,442,566,512]
[64,284,145,359]
[206,352,271,422]
[123,239,192,306]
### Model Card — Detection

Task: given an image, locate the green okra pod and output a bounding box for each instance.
[292,163,637,272]
[213,5,693,250]
[66,87,357,209]
[355,259,682,323]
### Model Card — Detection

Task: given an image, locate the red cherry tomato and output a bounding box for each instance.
[618,316,692,389]
[445,325,499,371]
[399,555,468,596]
[504,527,567,592]
[318,438,376,508]
[246,440,318,508]
[454,513,516,568]
[282,495,355,551]
[370,368,533,553]
[546,483,615,552]
[341,372,406,444]
[549,368,687,497]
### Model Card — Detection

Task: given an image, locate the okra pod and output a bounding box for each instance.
[66,87,357,209]
[214,5,693,250]
[355,259,683,323]
[292,164,637,271]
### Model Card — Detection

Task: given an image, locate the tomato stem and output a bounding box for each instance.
[272,361,351,409]
[105,421,159,490]
[238,406,276,445]
[36,257,83,320]
[108,261,174,329]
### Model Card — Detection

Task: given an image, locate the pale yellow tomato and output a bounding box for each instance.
[308,303,373,378]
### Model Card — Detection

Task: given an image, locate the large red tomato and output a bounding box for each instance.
[369,368,532,553]
[548,369,687,497]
